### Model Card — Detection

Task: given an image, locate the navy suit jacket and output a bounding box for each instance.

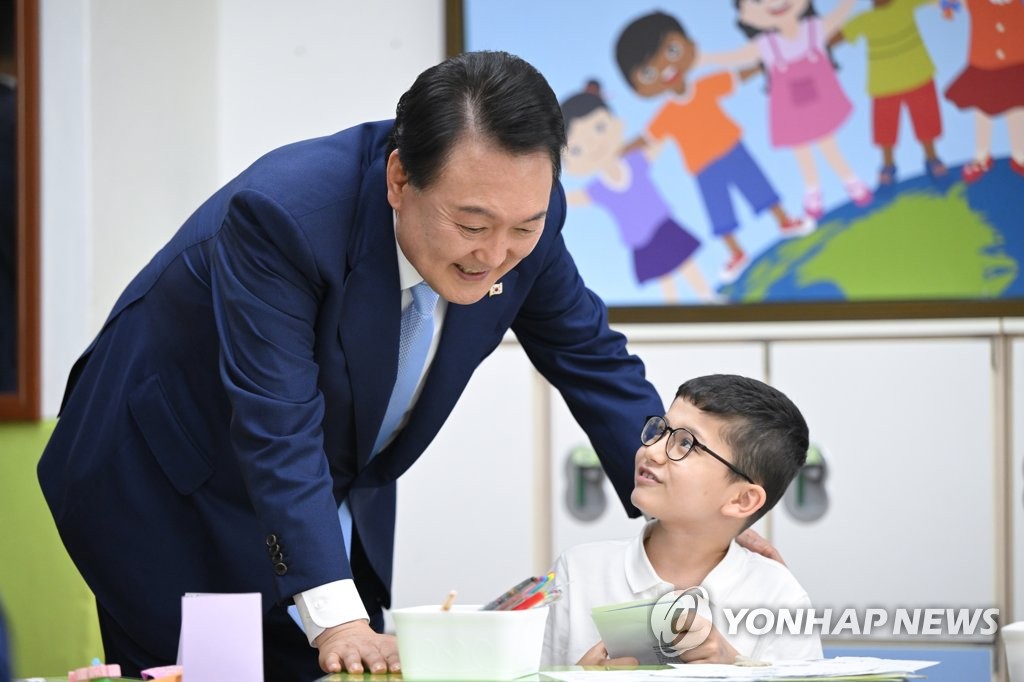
[38,120,662,659]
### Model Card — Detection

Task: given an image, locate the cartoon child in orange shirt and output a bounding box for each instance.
[615,11,814,285]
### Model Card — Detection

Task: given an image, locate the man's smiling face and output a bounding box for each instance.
[388,135,552,305]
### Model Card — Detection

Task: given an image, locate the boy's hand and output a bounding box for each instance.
[736,528,786,565]
[577,640,639,667]
[673,621,739,664]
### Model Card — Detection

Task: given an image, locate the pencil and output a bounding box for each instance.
[441,589,457,611]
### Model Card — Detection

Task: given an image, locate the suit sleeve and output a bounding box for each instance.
[210,188,352,602]
[511,185,664,516]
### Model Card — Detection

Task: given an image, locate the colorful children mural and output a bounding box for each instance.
[464,0,1024,309]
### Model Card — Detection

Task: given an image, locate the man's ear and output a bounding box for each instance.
[386,149,409,210]
[722,483,767,521]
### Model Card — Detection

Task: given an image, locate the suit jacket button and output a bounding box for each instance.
[266,534,278,546]
[274,562,288,576]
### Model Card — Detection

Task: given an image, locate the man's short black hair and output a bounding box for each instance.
[387,50,565,189]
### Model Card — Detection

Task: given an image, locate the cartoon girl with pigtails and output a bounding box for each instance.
[560,80,717,302]
[700,0,873,220]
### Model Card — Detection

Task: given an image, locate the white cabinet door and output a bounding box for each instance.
[393,344,538,609]
[770,339,996,631]
[547,341,766,562]
[1013,338,1024,623]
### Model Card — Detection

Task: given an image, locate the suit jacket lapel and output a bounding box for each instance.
[337,156,401,469]
[368,270,521,484]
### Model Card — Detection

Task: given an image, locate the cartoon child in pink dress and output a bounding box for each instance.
[702,0,873,219]
[943,0,1024,182]
[561,80,716,301]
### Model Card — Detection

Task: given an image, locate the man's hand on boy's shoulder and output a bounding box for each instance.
[736,528,787,565]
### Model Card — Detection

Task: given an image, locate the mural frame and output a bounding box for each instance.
[447,0,1024,324]
[0,0,41,419]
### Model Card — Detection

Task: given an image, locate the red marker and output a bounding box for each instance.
[512,591,546,611]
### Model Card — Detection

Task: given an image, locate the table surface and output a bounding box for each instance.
[17,666,922,682]
[16,669,663,682]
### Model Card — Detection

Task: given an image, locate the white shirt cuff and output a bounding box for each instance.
[293,579,370,646]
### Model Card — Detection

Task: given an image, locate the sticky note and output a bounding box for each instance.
[179,592,263,682]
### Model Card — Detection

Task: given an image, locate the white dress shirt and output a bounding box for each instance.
[293,219,447,645]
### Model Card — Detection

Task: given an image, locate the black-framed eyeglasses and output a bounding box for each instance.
[641,415,755,484]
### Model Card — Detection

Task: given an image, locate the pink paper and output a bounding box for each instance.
[179,593,263,682]
[140,664,183,680]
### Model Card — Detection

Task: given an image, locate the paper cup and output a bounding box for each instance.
[1004,621,1024,682]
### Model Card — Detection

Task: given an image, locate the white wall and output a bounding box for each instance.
[39,0,445,415]
[88,0,219,334]
[216,0,443,182]
[40,0,91,414]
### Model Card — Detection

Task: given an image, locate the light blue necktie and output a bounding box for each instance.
[339,281,438,553]
[289,282,438,629]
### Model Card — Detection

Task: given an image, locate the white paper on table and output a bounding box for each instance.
[540,671,670,682]
[648,656,939,679]
[540,656,938,682]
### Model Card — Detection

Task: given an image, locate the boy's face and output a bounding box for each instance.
[630,397,756,525]
[628,30,696,98]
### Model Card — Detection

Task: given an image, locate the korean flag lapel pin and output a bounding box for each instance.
[489,282,503,297]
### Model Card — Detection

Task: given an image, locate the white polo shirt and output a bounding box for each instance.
[542,520,823,666]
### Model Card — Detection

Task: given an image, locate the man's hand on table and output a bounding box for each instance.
[315,619,400,674]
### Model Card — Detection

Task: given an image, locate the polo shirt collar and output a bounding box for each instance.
[624,520,671,594]
[624,519,748,600]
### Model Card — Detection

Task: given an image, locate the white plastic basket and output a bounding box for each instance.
[392,604,549,681]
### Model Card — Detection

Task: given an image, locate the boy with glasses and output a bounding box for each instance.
[542,374,822,666]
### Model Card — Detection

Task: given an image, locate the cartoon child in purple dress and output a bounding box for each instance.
[561,80,717,301]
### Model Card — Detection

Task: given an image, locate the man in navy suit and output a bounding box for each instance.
[38,51,664,680]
